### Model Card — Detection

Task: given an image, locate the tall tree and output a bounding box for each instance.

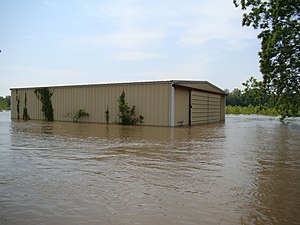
[242,76,269,107]
[234,0,300,119]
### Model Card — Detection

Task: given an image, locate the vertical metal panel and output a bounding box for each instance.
[208,93,221,122]
[121,83,171,126]
[11,82,171,126]
[174,88,189,126]
[10,89,16,119]
[11,88,43,120]
[170,82,175,127]
[191,91,209,124]
[220,95,225,121]
[191,91,222,125]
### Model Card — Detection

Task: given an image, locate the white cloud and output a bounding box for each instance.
[0,0,262,96]
[173,1,258,48]
[79,28,167,49]
[77,0,257,52]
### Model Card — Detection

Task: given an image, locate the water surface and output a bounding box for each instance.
[0,111,299,225]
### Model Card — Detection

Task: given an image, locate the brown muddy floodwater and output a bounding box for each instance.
[0,111,299,225]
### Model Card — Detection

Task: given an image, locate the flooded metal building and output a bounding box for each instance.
[10,80,226,126]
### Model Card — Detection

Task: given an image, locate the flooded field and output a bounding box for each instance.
[0,111,299,225]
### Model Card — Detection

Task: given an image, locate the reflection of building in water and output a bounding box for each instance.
[10,80,225,127]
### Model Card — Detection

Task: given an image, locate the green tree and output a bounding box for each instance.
[0,96,10,110]
[242,76,269,107]
[226,88,244,106]
[5,96,10,109]
[118,90,143,125]
[234,0,300,120]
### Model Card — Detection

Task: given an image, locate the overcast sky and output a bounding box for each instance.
[0,0,261,96]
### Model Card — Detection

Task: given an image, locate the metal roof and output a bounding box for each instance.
[10,80,225,95]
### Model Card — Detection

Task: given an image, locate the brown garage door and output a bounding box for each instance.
[190,91,220,125]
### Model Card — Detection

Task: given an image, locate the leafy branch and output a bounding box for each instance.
[118,90,143,125]
[66,109,89,122]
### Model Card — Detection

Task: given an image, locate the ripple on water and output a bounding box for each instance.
[0,112,300,225]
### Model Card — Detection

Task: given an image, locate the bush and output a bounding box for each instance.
[66,109,89,122]
[105,107,110,124]
[225,105,279,116]
[0,96,10,110]
[118,91,143,125]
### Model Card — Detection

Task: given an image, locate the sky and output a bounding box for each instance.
[0,0,262,96]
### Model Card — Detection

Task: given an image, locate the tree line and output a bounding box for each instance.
[225,77,300,119]
[225,77,270,107]
[0,96,10,110]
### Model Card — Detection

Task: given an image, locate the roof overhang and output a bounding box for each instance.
[171,80,226,95]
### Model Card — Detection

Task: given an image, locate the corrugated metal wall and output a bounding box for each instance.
[11,89,44,120]
[220,95,225,121]
[190,91,222,124]
[174,88,189,126]
[208,93,221,122]
[11,83,171,126]
[10,81,225,126]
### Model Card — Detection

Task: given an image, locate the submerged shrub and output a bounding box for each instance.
[105,106,110,124]
[66,109,89,122]
[22,92,30,121]
[118,90,143,125]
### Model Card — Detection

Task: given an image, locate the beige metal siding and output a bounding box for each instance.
[208,94,221,122]
[10,81,225,126]
[11,89,43,120]
[191,91,209,124]
[191,91,222,124]
[11,89,17,119]
[174,88,189,126]
[220,95,225,121]
[116,83,171,126]
[11,83,171,126]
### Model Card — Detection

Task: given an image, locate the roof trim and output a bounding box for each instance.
[173,83,226,95]
[10,80,172,90]
[10,80,225,94]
